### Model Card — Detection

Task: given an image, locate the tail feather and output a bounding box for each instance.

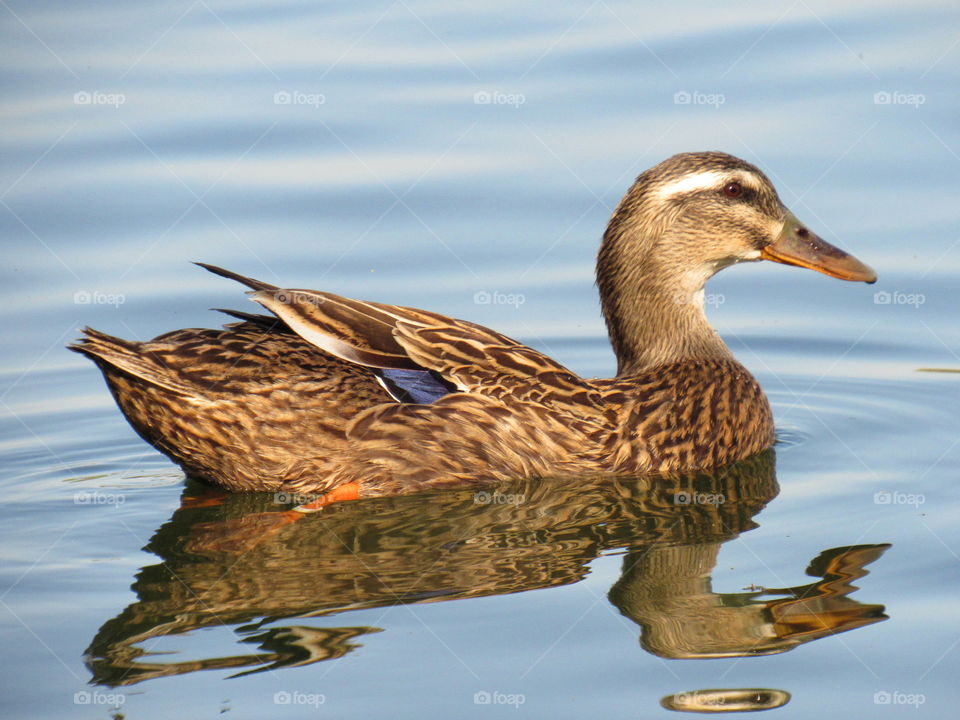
[212,307,284,329]
[69,328,196,396]
[193,263,278,292]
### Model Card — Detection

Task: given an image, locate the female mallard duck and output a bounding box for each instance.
[71,152,875,501]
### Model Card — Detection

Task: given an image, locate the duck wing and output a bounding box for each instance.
[227,274,601,409]
[251,287,433,371]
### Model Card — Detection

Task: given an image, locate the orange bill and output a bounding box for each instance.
[762,209,877,283]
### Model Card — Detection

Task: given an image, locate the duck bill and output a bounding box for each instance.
[761,210,877,283]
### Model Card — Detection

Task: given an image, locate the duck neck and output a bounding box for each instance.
[597,230,733,376]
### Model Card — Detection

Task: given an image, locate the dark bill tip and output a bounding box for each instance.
[762,210,877,284]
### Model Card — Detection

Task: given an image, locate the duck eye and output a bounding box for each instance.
[722,181,743,199]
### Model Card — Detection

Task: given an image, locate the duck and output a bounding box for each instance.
[70,151,876,503]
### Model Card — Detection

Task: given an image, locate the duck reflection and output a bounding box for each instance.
[610,542,888,659]
[86,450,888,687]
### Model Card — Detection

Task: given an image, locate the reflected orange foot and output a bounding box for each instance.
[183,482,363,555]
[180,487,230,509]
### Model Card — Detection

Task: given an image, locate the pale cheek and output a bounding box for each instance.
[741,248,763,260]
[770,218,786,240]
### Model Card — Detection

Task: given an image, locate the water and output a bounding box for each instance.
[3,1,959,716]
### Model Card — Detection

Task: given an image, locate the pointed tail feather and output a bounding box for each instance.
[69,328,196,396]
[212,307,284,329]
[194,263,278,292]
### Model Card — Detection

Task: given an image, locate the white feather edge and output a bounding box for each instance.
[653,169,762,200]
[251,291,382,367]
[249,291,471,393]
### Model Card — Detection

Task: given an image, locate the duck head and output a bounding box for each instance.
[598,151,876,374]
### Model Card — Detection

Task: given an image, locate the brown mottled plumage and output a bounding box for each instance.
[70,151,876,497]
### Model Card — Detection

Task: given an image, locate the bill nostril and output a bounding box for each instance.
[796,226,809,238]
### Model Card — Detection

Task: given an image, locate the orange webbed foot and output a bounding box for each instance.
[290,482,362,513]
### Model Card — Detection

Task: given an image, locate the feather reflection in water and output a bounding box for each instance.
[85,451,888,687]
